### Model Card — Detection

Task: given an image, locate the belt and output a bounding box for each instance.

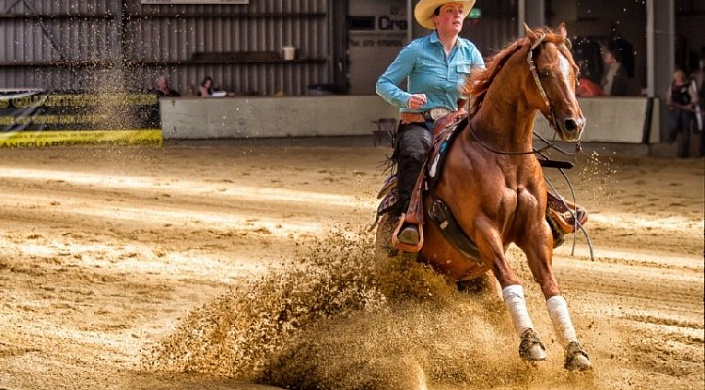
[399,112,425,124]
[399,108,452,124]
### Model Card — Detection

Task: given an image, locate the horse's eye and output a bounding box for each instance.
[539,70,551,78]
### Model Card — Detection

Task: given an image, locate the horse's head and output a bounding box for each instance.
[524,24,585,141]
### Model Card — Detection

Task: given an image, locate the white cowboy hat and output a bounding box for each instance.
[414,0,476,30]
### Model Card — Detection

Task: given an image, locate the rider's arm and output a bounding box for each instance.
[376,44,417,109]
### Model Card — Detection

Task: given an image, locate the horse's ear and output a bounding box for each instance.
[557,22,568,38]
[524,23,537,41]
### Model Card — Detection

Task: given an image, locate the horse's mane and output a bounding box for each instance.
[466,27,573,114]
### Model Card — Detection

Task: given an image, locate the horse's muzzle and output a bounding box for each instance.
[560,117,585,140]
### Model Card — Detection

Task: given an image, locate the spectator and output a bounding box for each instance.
[689,56,705,156]
[576,60,604,97]
[600,43,629,96]
[692,58,704,132]
[154,75,180,97]
[666,68,699,157]
[577,77,604,97]
[198,76,213,97]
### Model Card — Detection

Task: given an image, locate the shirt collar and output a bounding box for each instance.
[429,30,467,49]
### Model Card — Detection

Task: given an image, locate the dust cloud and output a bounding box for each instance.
[144,230,596,390]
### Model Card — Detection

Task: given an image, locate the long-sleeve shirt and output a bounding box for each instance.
[376,31,484,113]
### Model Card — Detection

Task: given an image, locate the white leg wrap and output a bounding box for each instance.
[546,295,578,346]
[502,285,534,336]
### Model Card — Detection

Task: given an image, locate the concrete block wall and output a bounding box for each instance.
[161,96,659,144]
[160,96,399,139]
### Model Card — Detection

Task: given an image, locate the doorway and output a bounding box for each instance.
[347,0,410,95]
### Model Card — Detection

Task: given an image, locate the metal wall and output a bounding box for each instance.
[460,0,518,57]
[0,1,120,91]
[0,0,330,96]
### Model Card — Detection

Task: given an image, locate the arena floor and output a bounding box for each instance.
[0,138,702,389]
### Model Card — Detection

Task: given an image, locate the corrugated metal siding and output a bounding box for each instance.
[0,0,531,95]
[126,0,326,15]
[4,1,118,16]
[461,1,519,59]
[9,18,117,63]
[0,0,329,96]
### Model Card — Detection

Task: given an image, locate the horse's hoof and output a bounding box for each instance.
[519,328,548,361]
[564,341,592,371]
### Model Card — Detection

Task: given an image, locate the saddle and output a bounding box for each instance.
[378,110,588,256]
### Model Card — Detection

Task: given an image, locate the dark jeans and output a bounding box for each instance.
[669,108,696,158]
[669,108,693,142]
[394,121,433,215]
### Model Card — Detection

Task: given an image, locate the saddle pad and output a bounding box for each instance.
[426,112,469,191]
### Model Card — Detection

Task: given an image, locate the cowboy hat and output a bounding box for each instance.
[414,0,476,30]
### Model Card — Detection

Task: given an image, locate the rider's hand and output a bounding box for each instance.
[407,94,427,110]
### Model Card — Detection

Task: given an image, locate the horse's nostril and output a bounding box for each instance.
[564,119,578,132]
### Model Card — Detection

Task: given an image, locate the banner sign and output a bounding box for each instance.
[141,0,249,4]
[0,90,162,148]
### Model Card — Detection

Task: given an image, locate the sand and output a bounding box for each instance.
[0,137,702,390]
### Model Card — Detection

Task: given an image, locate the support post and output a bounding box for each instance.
[648,0,675,141]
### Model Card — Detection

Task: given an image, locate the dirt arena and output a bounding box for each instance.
[0,137,702,390]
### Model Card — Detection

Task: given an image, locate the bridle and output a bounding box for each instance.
[469,33,581,156]
[527,32,560,132]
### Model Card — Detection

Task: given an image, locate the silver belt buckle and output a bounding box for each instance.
[428,107,451,120]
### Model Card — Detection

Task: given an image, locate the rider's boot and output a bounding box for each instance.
[546,192,589,234]
[391,168,426,252]
[392,213,424,252]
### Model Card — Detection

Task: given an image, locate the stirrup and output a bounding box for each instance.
[398,225,420,246]
[391,213,423,253]
[547,194,588,234]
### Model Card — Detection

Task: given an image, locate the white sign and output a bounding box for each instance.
[141,0,248,4]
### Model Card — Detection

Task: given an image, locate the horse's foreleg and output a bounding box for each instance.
[521,228,592,371]
[475,228,547,362]
[546,295,592,371]
[503,284,548,361]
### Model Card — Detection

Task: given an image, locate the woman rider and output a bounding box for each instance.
[377,0,588,251]
[376,0,483,247]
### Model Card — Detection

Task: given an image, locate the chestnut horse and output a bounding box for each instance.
[376,24,592,371]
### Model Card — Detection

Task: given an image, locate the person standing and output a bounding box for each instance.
[600,43,630,96]
[376,0,484,247]
[667,69,699,157]
[694,54,705,155]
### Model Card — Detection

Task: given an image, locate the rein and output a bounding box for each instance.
[467,120,583,159]
[467,121,535,155]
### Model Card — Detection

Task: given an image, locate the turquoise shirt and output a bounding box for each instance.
[376,31,484,113]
